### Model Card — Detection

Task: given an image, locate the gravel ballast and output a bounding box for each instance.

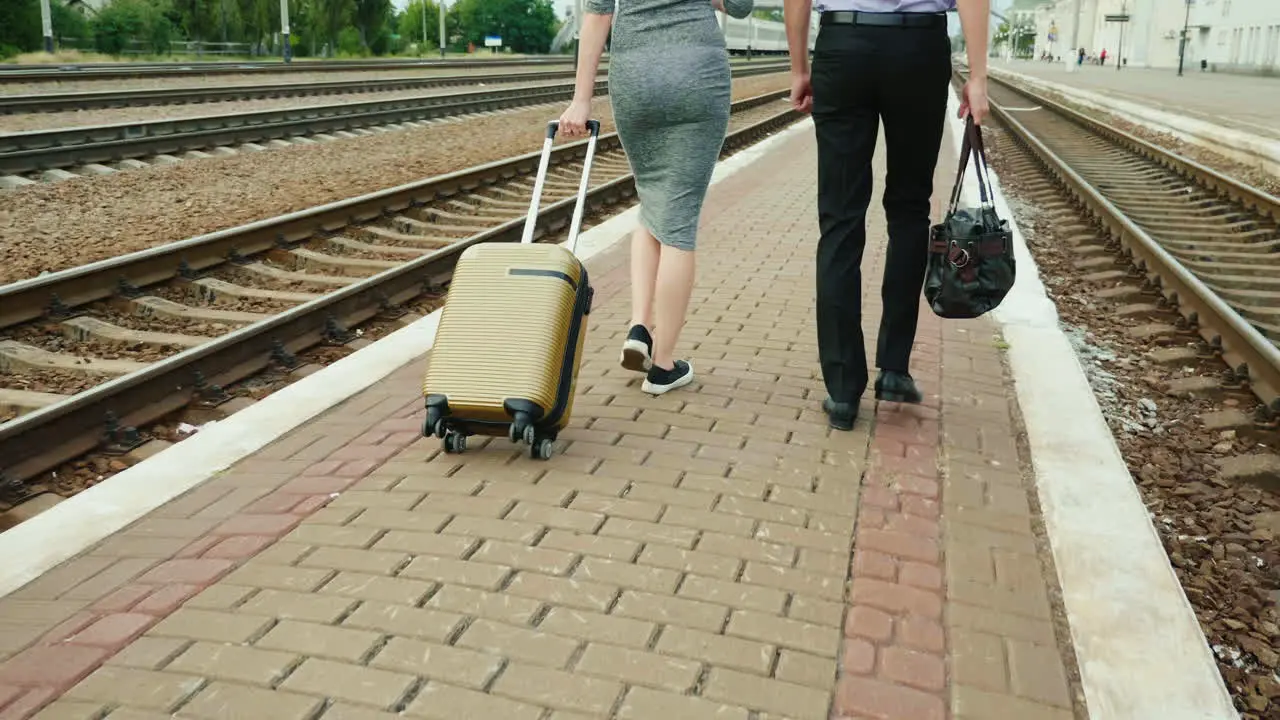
[0,73,789,286]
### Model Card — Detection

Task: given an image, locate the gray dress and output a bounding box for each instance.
[584,0,754,251]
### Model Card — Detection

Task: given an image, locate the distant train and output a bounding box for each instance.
[720,13,817,55]
[550,10,816,57]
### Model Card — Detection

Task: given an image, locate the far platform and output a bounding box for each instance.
[990,58,1280,142]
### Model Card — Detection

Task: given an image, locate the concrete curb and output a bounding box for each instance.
[944,85,1240,719]
[0,117,817,599]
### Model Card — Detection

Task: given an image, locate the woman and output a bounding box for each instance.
[559,0,753,396]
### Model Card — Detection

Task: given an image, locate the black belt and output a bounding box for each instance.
[820,11,947,28]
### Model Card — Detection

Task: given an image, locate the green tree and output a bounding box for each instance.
[352,0,389,49]
[306,0,355,54]
[92,0,173,54]
[0,0,92,57]
[397,0,442,52]
[235,0,276,53]
[451,0,557,54]
[53,2,92,44]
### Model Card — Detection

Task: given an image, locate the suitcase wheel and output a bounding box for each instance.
[531,438,554,461]
[508,420,537,445]
[443,432,467,454]
[424,408,447,439]
[508,412,535,444]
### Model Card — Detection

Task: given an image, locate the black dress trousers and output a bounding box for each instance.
[810,17,952,403]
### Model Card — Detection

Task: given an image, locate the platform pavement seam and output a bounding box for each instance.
[996,330,1091,719]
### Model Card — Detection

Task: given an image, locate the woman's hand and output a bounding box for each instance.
[558,97,592,138]
[959,75,989,126]
[711,0,725,11]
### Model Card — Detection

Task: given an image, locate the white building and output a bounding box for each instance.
[1027,0,1279,73]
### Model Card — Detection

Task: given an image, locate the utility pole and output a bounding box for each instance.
[1117,0,1124,71]
[439,0,446,58]
[1177,0,1192,76]
[280,0,291,62]
[39,0,54,53]
[1065,0,1081,72]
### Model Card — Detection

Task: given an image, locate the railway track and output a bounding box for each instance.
[0,57,575,84]
[0,63,788,184]
[0,90,801,514]
[968,71,1280,417]
[0,59,784,114]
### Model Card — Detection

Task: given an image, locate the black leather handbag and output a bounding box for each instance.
[923,116,1016,320]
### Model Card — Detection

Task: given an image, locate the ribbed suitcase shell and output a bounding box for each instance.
[422,241,589,434]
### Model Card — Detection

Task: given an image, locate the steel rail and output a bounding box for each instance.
[0,55,770,84]
[0,69,583,114]
[0,57,576,83]
[973,73,1280,408]
[0,97,801,490]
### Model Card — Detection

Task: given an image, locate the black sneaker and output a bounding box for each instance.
[822,397,857,431]
[641,360,694,395]
[620,325,653,373]
[875,370,923,404]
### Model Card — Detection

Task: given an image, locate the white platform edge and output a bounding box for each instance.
[945,89,1239,718]
[0,117,816,600]
[990,65,1280,178]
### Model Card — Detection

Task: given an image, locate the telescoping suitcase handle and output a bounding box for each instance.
[520,119,601,255]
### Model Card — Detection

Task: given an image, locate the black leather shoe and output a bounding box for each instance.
[875,370,923,404]
[822,397,857,431]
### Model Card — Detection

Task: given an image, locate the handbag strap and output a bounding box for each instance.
[947,116,997,213]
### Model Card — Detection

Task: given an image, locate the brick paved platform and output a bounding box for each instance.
[0,126,1082,719]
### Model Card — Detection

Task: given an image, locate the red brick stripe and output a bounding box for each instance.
[832,316,949,720]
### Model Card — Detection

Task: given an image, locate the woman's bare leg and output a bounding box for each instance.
[630,224,659,328]
[650,245,695,369]
[620,225,660,372]
[640,242,696,395]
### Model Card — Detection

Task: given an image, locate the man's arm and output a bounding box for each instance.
[956,0,988,79]
[955,0,990,123]
[783,0,812,75]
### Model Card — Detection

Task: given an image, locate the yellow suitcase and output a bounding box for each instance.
[421,119,599,460]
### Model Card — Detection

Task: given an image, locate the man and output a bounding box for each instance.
[782,0,990,430]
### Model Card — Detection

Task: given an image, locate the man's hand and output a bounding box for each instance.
[959,75,989,125]
[790,70,813,114]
